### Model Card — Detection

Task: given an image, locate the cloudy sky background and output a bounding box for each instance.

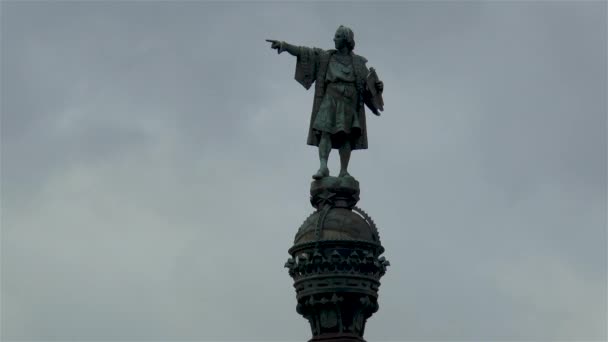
[1,1,606,341]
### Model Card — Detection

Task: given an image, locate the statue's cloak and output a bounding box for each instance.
[294,46,376,150]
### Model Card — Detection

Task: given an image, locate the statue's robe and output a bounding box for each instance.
[294,46,376,150]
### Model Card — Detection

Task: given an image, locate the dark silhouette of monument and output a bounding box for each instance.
[285,177,389,341]
[267,25,389,342]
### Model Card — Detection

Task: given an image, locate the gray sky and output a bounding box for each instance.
[1,1,606,341]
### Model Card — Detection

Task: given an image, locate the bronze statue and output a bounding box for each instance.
[267,25,384,180]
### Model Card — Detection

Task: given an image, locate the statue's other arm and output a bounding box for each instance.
[361,65,384,115]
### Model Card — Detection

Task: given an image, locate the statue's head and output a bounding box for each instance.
[334,25,355,51]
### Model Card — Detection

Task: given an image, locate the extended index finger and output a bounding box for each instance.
[265,39,277,43]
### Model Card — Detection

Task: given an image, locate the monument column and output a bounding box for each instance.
[266,25,388,342]
[285,176,389,342]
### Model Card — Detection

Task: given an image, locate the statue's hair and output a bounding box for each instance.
[336,25,355,51]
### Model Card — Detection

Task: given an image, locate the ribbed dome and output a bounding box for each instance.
[294,208,379,244]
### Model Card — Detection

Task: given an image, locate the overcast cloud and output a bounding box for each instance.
[1,1,606,341]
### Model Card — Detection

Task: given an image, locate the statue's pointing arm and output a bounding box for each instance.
[266,40,321,90]
[266,40,300,56]
[280,42,301,56]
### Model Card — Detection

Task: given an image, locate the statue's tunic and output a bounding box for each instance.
[294,46,373,150]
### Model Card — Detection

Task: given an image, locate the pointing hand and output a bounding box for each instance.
[265,39,282,54]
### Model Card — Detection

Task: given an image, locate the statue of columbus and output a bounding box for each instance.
[267,25,384,180]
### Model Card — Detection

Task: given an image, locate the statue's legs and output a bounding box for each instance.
[339,139,352,178]
[313,133,331,179]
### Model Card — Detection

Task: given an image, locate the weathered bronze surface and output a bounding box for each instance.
[267,25,384,180]
[272,26,389,342]
[285,180,389,342]
[310,176,360,210]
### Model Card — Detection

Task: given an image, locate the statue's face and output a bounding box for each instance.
[333,30,348,50]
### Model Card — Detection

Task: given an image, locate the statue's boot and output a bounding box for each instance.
[313,167,330,180]
[314,133,331,180]
[339,169,352,178]
[339,140,352,178]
